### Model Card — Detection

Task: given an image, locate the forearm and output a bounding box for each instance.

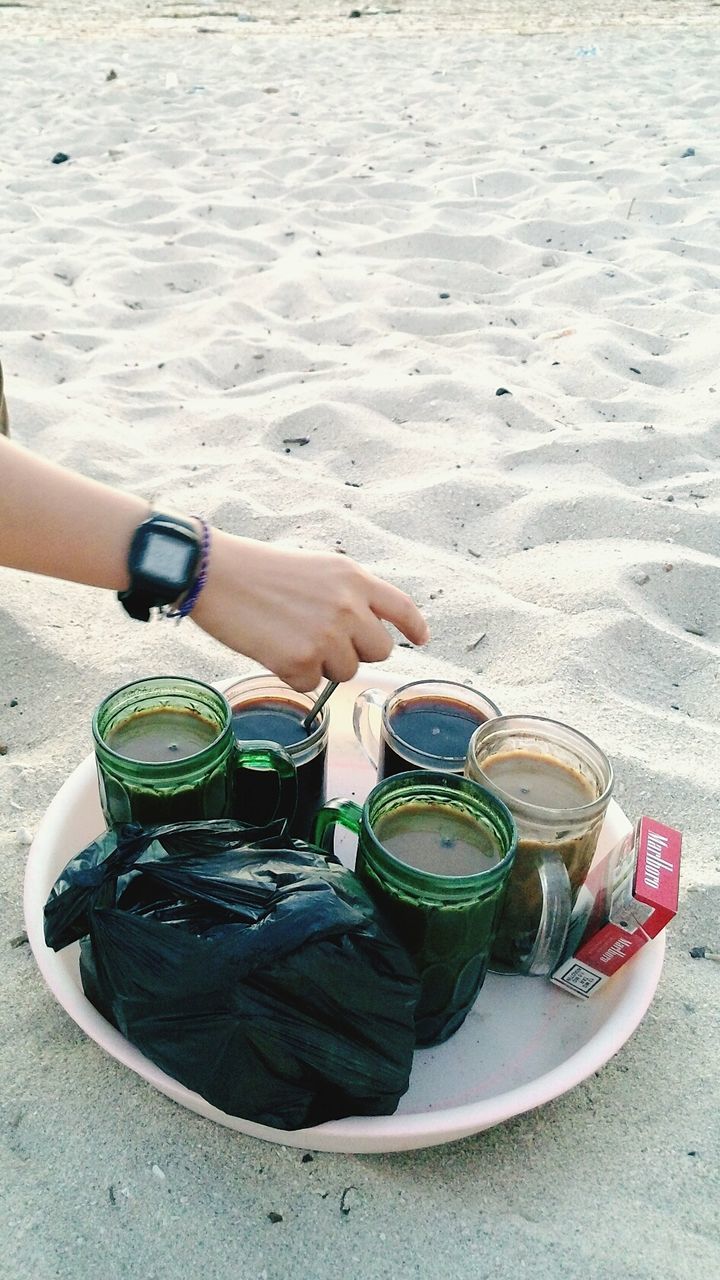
[0,435,428,690]
[0,436,147,590]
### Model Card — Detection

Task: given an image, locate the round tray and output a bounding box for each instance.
[24,669,664,1153]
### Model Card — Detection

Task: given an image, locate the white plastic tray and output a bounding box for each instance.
[24,669,664,1153]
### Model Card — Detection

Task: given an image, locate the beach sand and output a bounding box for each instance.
[1,8,719,1278]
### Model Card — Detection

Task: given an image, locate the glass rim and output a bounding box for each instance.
[221,673,330,754]
[382,679,502,765]
[467,713,613,823]
[92,675,231,771]
[362,769,517,890]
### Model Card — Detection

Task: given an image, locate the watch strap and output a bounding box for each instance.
[118,588,158,623]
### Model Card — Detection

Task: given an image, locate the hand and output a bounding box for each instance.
[191,532,429,690]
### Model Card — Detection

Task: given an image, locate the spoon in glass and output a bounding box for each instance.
[302,680,338,733]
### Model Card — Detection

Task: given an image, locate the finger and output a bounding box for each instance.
[352,613,394,664]
[371,581,429,646]
[321,637,359,685]
[280,662,324,694]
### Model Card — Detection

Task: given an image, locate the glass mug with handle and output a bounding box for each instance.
[93,676,297,830]
[224,673,330,843]
[313,771,517,1047]
[353,679,502,780]
[466,714,614,975]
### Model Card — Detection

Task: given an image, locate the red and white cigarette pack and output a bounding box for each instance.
[551,817,681,999]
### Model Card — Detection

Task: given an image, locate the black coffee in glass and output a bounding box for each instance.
[226,677,330,842]
[354,679,502,781]
[380,695,495,779]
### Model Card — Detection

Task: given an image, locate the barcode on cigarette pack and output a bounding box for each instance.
[555,962,603,996]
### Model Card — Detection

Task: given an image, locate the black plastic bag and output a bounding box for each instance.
[44,820,419,1129]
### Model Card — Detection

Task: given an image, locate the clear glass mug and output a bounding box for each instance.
[223,674,330,842]
[353,679,502,779]
[313,771,517,1048]
[93,677,297,830]
[466,715,614,975]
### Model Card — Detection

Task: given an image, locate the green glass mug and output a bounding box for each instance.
[93,676,297,829]
[313,771,517,1048]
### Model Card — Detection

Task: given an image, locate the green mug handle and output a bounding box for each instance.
[312,798,363,857]
[235,740,298,830]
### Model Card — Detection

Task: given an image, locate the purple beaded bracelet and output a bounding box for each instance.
[167,516,211,620]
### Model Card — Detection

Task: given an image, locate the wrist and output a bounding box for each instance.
[166,516,211,620]
[190,528,237,621]
[191,530,267,632]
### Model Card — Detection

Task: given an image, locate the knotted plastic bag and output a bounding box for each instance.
[44,820,419,1130]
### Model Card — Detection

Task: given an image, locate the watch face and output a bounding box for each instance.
[138,532,195,586]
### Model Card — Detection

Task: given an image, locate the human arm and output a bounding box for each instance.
[0,436,146,588]
[0,436,429,689]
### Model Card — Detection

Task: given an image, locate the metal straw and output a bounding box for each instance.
[302,680,338,732]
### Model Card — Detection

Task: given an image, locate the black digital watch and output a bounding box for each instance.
[118,512,202,621]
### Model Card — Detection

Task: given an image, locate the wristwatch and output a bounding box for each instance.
[118,512,202,621]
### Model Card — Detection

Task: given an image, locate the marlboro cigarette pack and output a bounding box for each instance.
[551,817,681,999]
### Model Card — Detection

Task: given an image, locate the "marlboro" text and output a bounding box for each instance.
[644,830,675,889]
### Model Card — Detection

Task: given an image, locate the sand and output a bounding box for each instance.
[1,7,719,1278]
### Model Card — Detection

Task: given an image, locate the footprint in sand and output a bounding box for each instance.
[628,560,719,643]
